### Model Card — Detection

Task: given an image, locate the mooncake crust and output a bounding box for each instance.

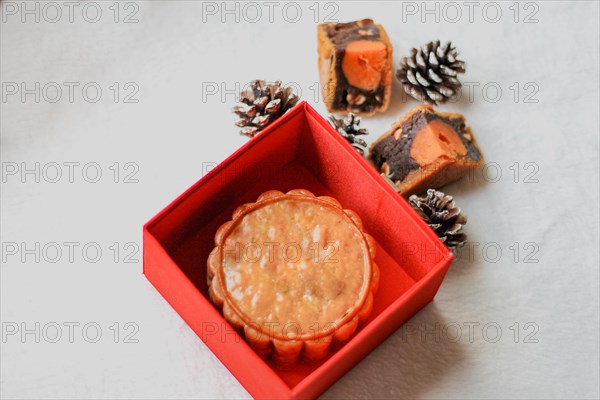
[207,189,379,366]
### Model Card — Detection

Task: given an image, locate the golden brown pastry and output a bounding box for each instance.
[207,189,379,367]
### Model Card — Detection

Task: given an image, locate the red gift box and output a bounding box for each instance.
[143,102,453,399]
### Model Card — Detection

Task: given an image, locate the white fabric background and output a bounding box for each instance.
[1,1,599,399]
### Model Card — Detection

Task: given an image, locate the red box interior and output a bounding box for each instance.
[143,102,453,399]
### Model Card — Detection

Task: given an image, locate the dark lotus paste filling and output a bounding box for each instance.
[325,20,385,113]
[371,110,482,183]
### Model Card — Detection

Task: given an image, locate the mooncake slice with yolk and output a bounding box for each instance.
[370,105,484,196]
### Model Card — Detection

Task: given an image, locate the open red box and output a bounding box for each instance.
[143,102,453,399]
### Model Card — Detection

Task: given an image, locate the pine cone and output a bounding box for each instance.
[233,80,299,138]
[397,41,466,105]
[328,113,369,155]
[408,189,467,249]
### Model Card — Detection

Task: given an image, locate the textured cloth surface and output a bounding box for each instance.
[1,2,598,399]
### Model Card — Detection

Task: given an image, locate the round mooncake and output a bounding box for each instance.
[207,189,379,367]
